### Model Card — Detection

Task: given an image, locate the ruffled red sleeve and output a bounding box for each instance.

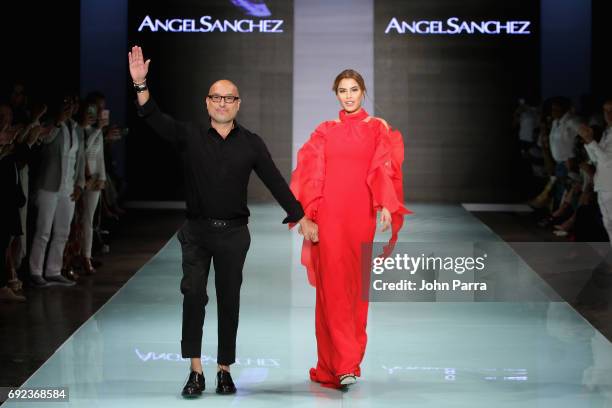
[289,123,329,286]
[289,124,327,222]
[367,120,413,257]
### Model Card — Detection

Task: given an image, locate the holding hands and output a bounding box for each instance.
[298,217,319,243]
[296,208,391,242]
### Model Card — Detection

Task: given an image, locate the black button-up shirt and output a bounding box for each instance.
[137,97,304,223]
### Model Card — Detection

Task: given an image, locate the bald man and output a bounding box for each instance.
[128,46,318,397]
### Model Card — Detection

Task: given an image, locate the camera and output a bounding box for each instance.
[87,105,98,117]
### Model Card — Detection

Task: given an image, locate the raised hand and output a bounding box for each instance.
[32,104,47,122]
[25,125,44,145]
[128,45,150,83]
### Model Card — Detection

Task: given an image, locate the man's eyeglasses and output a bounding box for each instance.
[208,95,240,104]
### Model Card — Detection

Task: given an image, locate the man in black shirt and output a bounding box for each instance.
[128,46,318,397]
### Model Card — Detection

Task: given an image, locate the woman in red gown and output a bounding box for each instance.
[290,69,411,389]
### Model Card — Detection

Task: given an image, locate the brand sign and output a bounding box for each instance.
[138,15,284,33]
[385,17,531,35]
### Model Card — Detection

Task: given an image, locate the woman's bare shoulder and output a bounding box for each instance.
[371,117,390,130]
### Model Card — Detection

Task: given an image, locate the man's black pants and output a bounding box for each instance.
[177,219,251,365]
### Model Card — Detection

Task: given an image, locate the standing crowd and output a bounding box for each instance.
[516,95,612,244]
[0,82,126,302]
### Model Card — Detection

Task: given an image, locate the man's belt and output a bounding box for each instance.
[200,217,248,229]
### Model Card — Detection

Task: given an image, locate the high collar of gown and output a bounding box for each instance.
[339,108,369,123]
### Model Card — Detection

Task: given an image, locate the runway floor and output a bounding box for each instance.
[5,204,612,407]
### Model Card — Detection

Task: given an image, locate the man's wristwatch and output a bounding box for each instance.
[133,79,148,93]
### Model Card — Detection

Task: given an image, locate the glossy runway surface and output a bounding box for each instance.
[5,204,612,407]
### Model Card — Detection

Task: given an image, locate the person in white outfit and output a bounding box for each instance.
[514,98,539,153]
[80,103,107,274]
[550,99,582,167]
[29,95,85,287]
[549,98,583,210]
[5,104,48,290]
[581,98,612,247]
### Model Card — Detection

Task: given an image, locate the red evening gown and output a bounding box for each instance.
[290,108,411,388]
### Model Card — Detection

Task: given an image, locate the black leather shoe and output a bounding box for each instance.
[216,370,236,394]
[182,371,205,398]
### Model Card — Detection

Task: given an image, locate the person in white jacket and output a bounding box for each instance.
[580,98,612,246]
[80,104,107,274]
[29,95,85,287]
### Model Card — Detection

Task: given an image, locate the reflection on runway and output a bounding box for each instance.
[5,204,611,408]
